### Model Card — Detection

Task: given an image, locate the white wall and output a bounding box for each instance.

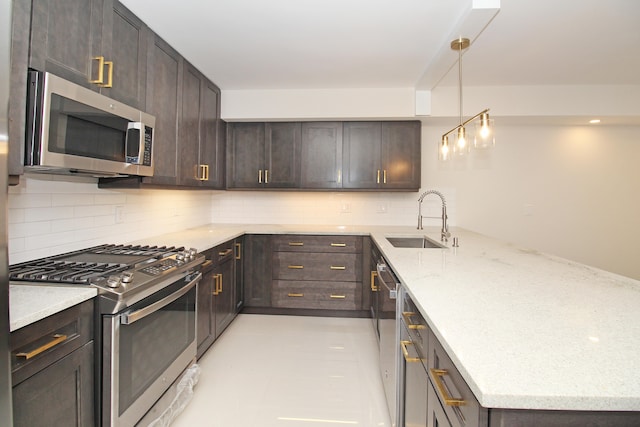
[8,174,213,264]
[422,122,640,280]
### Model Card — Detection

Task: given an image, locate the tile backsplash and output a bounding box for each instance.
[8,174,213,264]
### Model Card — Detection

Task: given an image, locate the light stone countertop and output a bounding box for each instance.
[11,223,640,411]
[135,223,640,411]
[9,285,97,332]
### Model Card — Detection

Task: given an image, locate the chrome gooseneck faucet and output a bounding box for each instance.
[417,190,451,242]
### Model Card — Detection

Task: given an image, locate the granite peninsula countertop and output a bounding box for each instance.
[11,223,640,412]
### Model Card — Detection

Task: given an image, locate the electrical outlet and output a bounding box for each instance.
[523,204,534,216]
[115,206,124,223]
[340,203,351,213]
[377,203,388,214]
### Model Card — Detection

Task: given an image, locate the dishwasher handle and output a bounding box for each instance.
[376,261,398,299]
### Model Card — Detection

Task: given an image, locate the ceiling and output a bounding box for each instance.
[119,0,640,91]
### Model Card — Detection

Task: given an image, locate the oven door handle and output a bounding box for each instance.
[121,272,202,325]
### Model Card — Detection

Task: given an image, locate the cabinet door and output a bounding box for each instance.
[101,1,147,109]
[141,35,180,185]
[428,381,453,427]
[198,80,225,188]
[178,62,203,186]
[342,122,382,189]
[197,268,215,357]
[214,255,236,337]
[300,122,343,189]
[12,342,94,427]
[381,121,421,190]
[243,235,272,307]
[226,123,266,188]
[264,122,301,188]
[234,237,244,312]
[30,0,105,88]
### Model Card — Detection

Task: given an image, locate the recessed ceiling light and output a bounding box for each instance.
[589,119,601,124]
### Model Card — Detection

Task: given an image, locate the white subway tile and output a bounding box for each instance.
[24,206,74,222]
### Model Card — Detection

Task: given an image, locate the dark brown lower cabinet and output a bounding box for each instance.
[12,342,94,427]
[242,234,272,308]
[197,240,236,358]
[10,300,94,427]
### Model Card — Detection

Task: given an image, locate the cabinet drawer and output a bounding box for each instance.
[272,235,362,253]
[10,299,94,386]
[272,281,360,310]
[428,330,487,427]
[273,252,361,281]
[401,293,429,368]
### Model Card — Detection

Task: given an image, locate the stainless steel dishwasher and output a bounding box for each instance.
[377,258,400,427]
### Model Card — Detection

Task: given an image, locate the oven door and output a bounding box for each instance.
[102,271,200,427]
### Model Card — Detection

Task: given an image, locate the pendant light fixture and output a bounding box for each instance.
[440,37,494,160]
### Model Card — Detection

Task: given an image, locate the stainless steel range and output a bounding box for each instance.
[10,244,205,426]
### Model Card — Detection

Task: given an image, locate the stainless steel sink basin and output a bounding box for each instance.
[386,236,447,249]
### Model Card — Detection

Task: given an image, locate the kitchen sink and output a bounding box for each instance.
[386,236,447,249]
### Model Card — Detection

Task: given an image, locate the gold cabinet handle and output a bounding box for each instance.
[102,60,113,88]
[265,169,269,184]
[287,293,304,297]
[430,369,466,406]
[401,340,422,363]
[16,334,68,360]
[90,56,105,84]
[370,271,378,291]
[330,243,346,247]
[213,273,220,295]
[288,242,304,246]
[288,265,304,269]
[213,273,223,294]
[330,266,346,270]
[402,312,427,330]
[330,294,346,299]
[218,248,233,257]
[201,259,213,269]
[383,169,387,184]
[235,243,242,260]
[197,164,209,181]
[377,169,380,184]
[258,169,263,183]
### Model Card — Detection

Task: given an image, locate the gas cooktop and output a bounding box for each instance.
[9,244,205,312]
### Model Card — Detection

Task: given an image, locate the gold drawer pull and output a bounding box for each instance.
[288,242,304,246]
[401,340,422,363]
[16,334,68,360]
[218,248,233,257]
[235,243,242,260]
[402,312,427,330]
[213,273,223,295]
[430,369,466,406]
[201,259,213,269]
[370,271,378,291]
[288,265,304,269]
[330,294,346,299]
[330,266,346,270]
[90,56,105,84]
[287,293,304,297]
[330,243,346,247]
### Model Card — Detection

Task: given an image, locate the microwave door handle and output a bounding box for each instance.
[121,272,202,325]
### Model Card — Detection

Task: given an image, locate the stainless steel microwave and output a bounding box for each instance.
[25,70,155,177]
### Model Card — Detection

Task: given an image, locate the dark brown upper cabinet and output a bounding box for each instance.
[300,122,343,189]
[226,122,301,189]
[343,121,421,190]
[178,63,224,188]
[29,0,148,109]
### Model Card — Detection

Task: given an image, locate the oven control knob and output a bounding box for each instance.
[121,272,134,283]
[107,275,122,288]
[188,248,197,258]
[176,252,185,261]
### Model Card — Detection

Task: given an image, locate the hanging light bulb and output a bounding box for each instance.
[474,111,495,148]
[455,126,468,155]
[439,135,450,161]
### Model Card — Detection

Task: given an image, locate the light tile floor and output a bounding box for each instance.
[171,314,392,427]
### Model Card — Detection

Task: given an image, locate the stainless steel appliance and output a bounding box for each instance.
[25,70,155,177]
[398,286,429,427]
[9,244,204,426]
[1,0,13,424]
[376,258,400,427]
